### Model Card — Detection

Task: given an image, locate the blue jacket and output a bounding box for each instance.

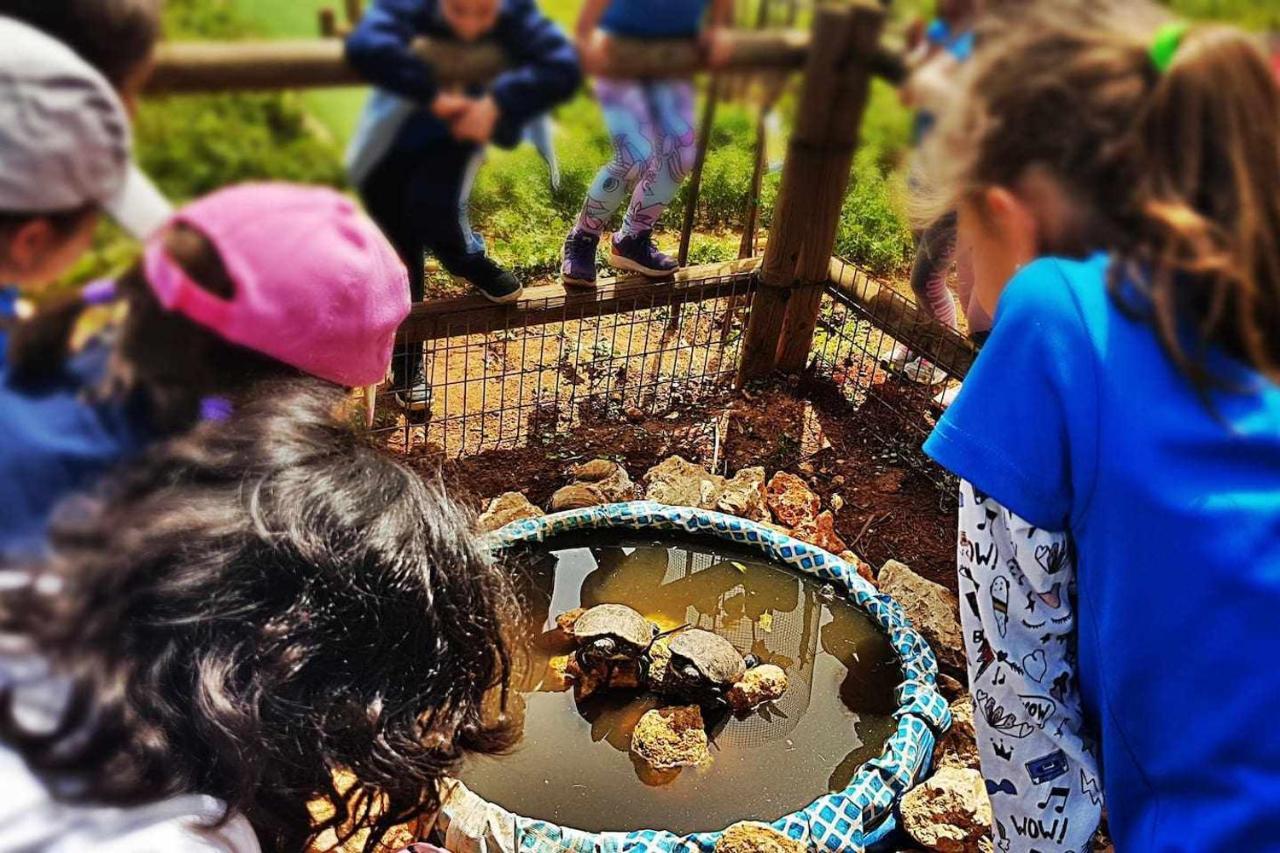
[344,0,581,186]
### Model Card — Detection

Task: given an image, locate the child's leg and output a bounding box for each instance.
[573,80,655,236]
[619,80,697,237]
[408,138,488,274]
[957,480,1102,852]
[910,213,961,329]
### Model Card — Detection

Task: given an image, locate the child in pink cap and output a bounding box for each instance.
[0,182,411,560]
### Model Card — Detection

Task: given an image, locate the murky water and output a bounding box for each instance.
[460,534,902,836]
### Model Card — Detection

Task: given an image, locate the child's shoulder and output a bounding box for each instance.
[997,253,1112,332]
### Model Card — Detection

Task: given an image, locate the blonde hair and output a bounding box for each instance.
[925,0,1280,388]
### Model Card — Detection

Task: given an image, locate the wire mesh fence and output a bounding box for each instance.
[371,262,759,456]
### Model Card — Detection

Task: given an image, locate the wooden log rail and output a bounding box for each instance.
[395,257,759,344]
[147,30,811,94]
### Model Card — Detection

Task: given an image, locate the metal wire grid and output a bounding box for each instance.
[809,259,972,495]
[371,271,758,457]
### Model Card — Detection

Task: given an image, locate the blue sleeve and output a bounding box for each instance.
[923,259,1101,532]
[925,19,949,46]
[345,0,437,103]
[489,0,582,148]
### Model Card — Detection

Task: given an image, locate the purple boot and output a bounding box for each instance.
[561,230,599,289]
[610,231,678,278]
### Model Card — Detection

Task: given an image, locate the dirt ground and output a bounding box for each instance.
[404,373,958,593]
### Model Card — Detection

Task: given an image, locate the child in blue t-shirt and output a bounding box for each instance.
[919,4,1280,851]
[560,0,732,289]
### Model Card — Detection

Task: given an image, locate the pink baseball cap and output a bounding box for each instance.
[142,183,410,387]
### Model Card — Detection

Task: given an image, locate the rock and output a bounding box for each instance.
[727,664,789,712]
[878,560,965,676]
[475,492,543,534]
[549,482,609,511]
[933,698,979,770]
[644,456,725,509]
[624,405,645,424]
[936,672,966,702]
[765,472,821,528]
[790,511,849,555]
[545,655,573,692]
[568,459,637,502]
[715,821,806,853]
[900,766,992,852]
[839,551,878,587]
[715,467,771,522]
[797,462,816,476]
[630,706,711,771]
[831,475,846,487]
[829,493,845,512]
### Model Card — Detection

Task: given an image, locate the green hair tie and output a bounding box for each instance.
[1150,22,1190,74]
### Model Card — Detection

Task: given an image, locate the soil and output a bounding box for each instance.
[405,373,958,593]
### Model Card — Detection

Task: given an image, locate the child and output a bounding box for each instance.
[560,0,733,289]
[920,3,1280,850]
[0,380,517,851]
[0,183,410,562]
[894,0,982,385]
[0,12,169,361]
[345,0,581,410]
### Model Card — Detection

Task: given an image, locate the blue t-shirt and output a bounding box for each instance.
[925,18,975,62]
[0,340,155,561]
[601,0,710,38]
[0,286,19,370]
[925,254,1280,850]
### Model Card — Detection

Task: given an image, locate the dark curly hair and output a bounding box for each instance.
[0,379,518,851]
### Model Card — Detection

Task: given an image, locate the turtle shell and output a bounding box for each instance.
[571,604,655,651]
[668,629,746,685]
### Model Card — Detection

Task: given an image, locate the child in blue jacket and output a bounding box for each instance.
[346,0,580,410]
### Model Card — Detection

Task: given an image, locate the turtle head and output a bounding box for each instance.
[579,636,618,668]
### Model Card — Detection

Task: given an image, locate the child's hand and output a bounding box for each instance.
[577,31,611,77]
[450,95,500,144]
[431,91,471,121]
[701,26,733,71]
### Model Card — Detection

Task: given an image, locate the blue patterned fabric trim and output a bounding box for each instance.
[486,502,952,852]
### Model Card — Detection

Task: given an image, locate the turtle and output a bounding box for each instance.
[663,629,758,707]
[570,604,660,674]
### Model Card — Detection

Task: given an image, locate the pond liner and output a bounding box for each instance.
[449,502,951,853]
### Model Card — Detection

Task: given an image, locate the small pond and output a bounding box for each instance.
[460,532,902,835]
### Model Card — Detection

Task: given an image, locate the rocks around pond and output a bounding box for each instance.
[715,821,806,853]
[790,510,849,555]
[548,459,638,511]
[643,455,726,509]
[475,491,543,534]
[900,766,993,853]
[715,466,771,523]
[630,705,711,771]
[727,664,789,713]
[933,697,979,771]
[764,472,821,528]
[878,559,966,677]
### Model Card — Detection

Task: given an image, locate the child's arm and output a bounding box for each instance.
[958,480,1102,852]
[702,0,735,68]
[485,0,583,147]
[575,0,611,44]
[345,0,438,104]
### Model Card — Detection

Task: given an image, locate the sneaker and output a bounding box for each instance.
[561,230,599,289]
[885,342,913,371]
[902,356,949,387]
[610,231,678,278]
[466,256,524,304]
[392,356,432,413]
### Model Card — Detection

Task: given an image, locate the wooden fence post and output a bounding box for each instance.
[774,0,884,371]
[737,1,883,384]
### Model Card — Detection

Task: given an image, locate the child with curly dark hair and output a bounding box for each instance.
[0,379,518,852]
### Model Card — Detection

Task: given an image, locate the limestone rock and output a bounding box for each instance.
[839,551,878,587]
[715,822,806,853]
[646,633,675,694]
[900,766,992,852]
[878,560,965,676]
[549,482,609,512]
[644,456,725,509]
[727,664,789,712]
[933,697,979,770]
[715,467,771,522]
[790,510,848,554]
[475,492,543,534]
[568,459,637,502]
[630,706,711,771]
[765,472,821,528]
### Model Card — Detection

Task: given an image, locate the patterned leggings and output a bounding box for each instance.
[574,79,697,238]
